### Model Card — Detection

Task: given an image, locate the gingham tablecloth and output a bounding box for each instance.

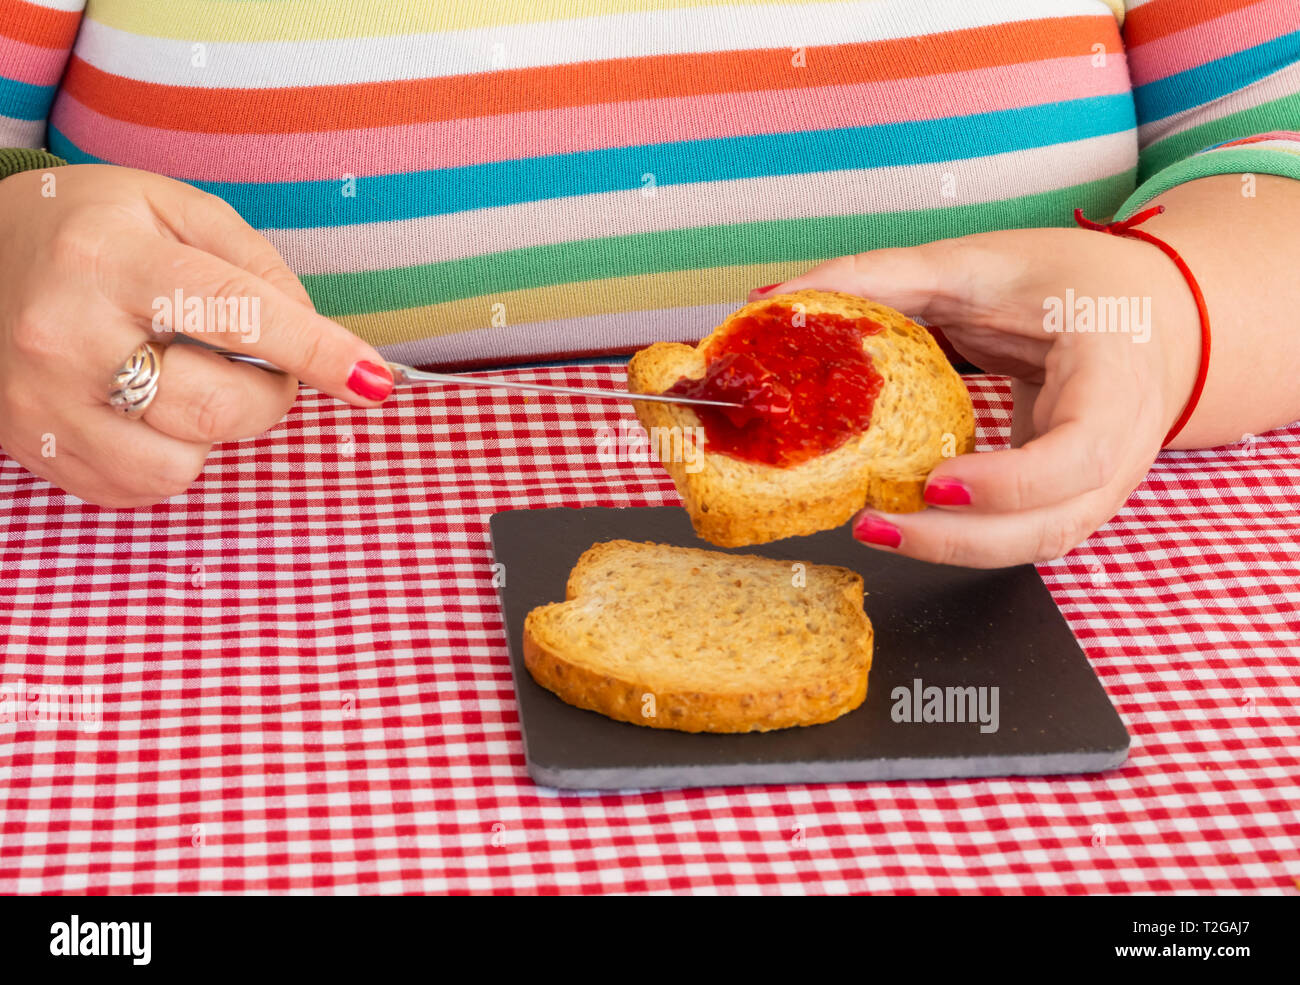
[0,364,1296,895]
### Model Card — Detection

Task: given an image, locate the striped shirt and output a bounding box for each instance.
[2,0,1298,368]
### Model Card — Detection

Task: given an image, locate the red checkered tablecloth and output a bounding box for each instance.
[0,364,1296,894]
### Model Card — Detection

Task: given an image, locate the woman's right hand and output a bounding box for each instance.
[0,163,395,507]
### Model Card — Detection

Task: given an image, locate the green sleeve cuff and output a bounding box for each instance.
[1115,145,1300,220]
[0,147,69,183]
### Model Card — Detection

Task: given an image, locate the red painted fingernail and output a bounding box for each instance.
[753,283,780,294]
[347,360,393,401]
[924,477,972,506]
[852,513,902,548]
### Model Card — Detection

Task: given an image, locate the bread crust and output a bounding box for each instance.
[628,290,976,546]
[523,626,869,733]
[522,540,873,734]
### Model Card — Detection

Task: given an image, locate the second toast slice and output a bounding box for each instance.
[523,540,872,733]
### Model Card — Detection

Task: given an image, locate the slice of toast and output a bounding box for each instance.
[628,289,975,546]
[523,540,872,733]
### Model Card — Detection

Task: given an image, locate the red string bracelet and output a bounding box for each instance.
[1073,204,1211,448]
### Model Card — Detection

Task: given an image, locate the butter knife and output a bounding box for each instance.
[212,349,740,409]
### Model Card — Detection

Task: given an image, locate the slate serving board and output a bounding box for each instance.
[489,506,1129,791]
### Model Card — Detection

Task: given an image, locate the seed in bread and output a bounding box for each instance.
[523,540,873,733]
[628,290,975,547]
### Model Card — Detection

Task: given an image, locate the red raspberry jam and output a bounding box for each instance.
[664,304,885,468]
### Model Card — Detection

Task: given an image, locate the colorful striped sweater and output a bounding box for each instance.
[2,0,1299,368]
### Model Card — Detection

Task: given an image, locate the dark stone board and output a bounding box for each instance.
[489,506,1129,791]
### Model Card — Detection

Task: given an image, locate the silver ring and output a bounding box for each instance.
[108,341,166,419]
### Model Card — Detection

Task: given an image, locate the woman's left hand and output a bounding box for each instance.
[749,225,1203,568]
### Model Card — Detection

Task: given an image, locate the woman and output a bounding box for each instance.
[1,0,1297,566]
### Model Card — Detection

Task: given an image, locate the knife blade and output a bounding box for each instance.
[211,349,741,409]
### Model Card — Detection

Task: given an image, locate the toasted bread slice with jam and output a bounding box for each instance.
[628,290,975,547]
[523,540,872,733]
